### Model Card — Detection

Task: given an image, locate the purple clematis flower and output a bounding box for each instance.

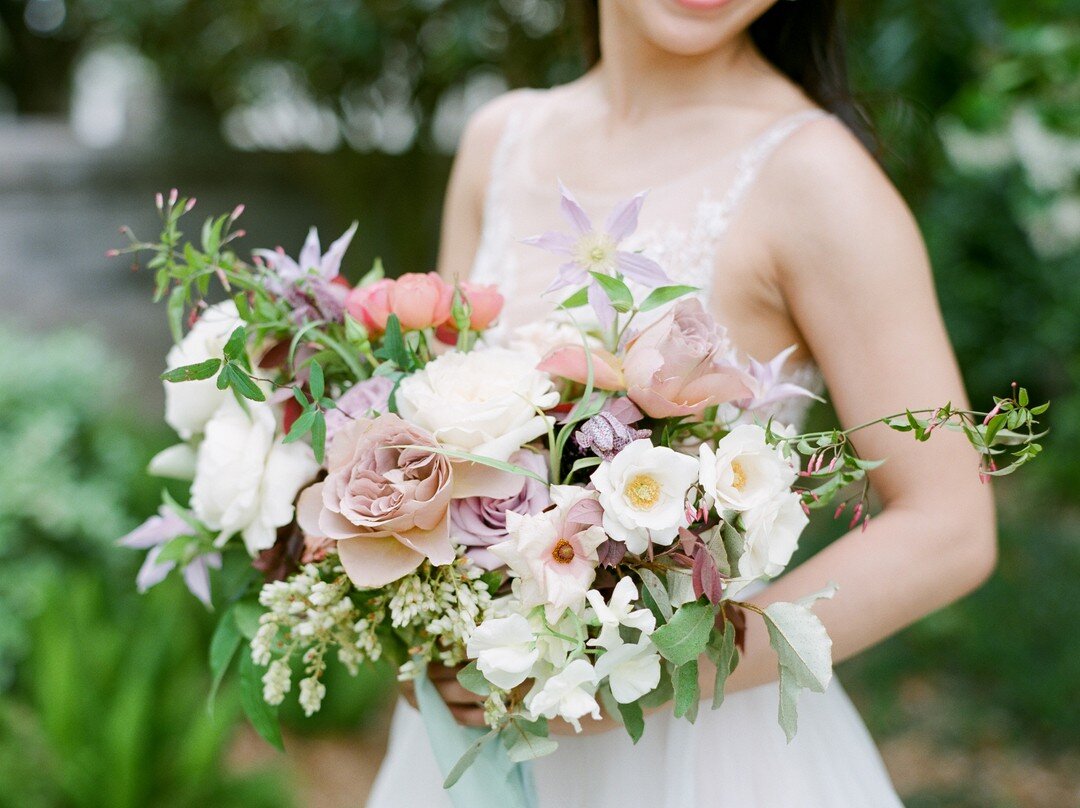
[737,345,823,413]
[254,222,358,324]
[119,507,221,607]
[524,182,671,330]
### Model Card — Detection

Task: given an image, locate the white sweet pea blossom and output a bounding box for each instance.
[586,577,656,650]
[738,491,809,580]
[530,609,585,669]
[191,396,320,555]
[163,301,244,439]
[525,658,601,731]
[698,424,797,513]
[466,613,540,690]
[590,439,699,553]
[396,346,559,498]
[594,638,663,704]
[489,486,607,621]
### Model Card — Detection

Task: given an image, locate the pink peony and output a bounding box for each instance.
[388,273,453,330]
[622,299,750,419]
[296,414,454,587]
[449,450,551,570]
[346,278,394,332]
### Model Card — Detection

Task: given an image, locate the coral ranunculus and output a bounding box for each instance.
[623,299,751,419]
[296,414,455,588]
[388,273,453,330]
[346,278,394,332]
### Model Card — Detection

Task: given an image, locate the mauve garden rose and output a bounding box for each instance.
[324,376,395,443]
[296,414,455,588]
[623,298,750,419]
[450,450,551,570]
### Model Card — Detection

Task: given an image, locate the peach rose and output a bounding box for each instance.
[388,273,453,330]
[346,278,394,332]
[622,299,750,419]
[296,414,455,587]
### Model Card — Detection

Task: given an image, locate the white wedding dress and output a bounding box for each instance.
[366,92,904,807]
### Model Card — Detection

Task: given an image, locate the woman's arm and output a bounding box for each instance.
[718,118,997,695]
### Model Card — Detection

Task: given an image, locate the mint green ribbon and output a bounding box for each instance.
[413,668,538,808]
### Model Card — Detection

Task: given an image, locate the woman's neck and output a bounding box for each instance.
[593,5,776,122]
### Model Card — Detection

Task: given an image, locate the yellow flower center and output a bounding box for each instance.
[625,474,662,510]
[551,539,576,564]
[574,233,617,273]
[731,460,747,491]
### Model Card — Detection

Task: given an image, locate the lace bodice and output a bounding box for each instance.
[469,90,828,428]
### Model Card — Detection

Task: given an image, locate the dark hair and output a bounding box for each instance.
[579,0,872,144]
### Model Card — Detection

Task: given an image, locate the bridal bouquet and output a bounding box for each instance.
[114,188,1045,803]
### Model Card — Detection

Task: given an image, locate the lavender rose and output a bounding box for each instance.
[296,413,454,587]
[324,376,395,443]
[450,450,550,570]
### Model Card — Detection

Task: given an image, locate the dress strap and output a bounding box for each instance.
[703,108,831,241]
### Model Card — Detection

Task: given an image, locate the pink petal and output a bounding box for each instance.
[395,512,455,566]
[558,180,593,235]
[604,191,647,243]
[298,226,322,272]
[320,221,359,279]
[538,346,625,391]
[338,535,425,588]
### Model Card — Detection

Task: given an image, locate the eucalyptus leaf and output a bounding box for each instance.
[763,595,835,741]
[650,599,713,667]
[617,700,645,744]
[443,727,499,789]
[705,619,738,709]
[637,568,672,621]
[505,722,559,763]
[672,660,700,721]
[456,661,492,697]
[208,607,242,713]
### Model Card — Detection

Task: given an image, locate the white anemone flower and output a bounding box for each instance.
[699,424,797,513]
[590,439,699,553]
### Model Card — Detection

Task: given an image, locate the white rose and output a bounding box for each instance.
[525,658,601,731]
[698,424,796,513]
[489,486,607,621]
[590,439,699,554]
[467,613,539,690]
[738,491,808,580]
[191,396,319,555]
[594,638,662,704]
[396,346,559,498]
[164,301,244,439]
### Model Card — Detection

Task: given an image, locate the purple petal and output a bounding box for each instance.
[119,511,189,550]
[522,231,576,255]
[182,553,222,608]
[320,221,359,279]
[615,251,670,288]
[558,181,593,236]
[135,545,174,592]
[298,226,322,272]
[604,191,647,243]
[544,262,588,294]
[588,281,616,331]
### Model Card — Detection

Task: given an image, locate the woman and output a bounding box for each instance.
[368,1,996,804]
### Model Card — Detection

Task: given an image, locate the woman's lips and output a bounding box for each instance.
[672,0,734,10]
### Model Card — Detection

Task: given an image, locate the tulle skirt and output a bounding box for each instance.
[365,677,903,807]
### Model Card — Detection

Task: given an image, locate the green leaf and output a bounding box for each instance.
[559,286,590,309]
[672,660,700,721]
[375,313,411,368]
[504,721,559,763]
[311,411,326,465]
[224,364,266,402]
[639,284,698,312]
[232,600,265,640]
[208,608,242,712]
[223,326,247,362]
[153,534,197,565]
[308,361,325,401]
[637,569,672,622]
[238,653,284,751]
[283,408,316,443]
[161,358,221,383]
[650,600,714,667]
[359,257,385,286]
[762,598,835,742]
[589,272,634,313]
[705,619,738,709]
[456,661,491,697]
[443,727,499,788]
[166,285,187,344]
[616,700,645,743]
[418,445,549,485]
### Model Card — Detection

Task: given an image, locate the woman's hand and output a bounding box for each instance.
[400,664,488,727]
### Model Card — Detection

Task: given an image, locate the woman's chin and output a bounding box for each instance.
[616,0,765,57]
